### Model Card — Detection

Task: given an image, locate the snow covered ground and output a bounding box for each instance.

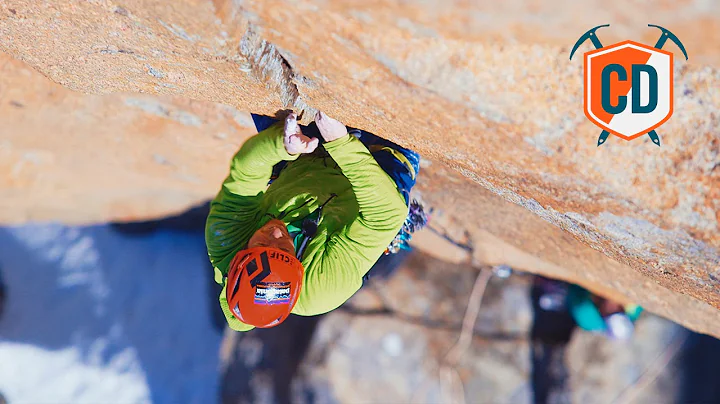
[0,224,222,404]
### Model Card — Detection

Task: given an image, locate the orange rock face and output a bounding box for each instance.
[0,52,256,223]
[0,1,718,335]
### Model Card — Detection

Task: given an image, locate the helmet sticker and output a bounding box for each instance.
[247,252,272,287]
[254,282,291,305]
[268,250,294,264]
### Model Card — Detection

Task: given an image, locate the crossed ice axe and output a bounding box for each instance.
[569,24,689,147]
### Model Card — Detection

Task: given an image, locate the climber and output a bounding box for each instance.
[205,110,426,331]
[530,275,643,404]
[531,276,643,341]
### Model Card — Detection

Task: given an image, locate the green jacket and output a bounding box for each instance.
[205,124,408,331]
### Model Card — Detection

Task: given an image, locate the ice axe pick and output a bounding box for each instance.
[569,24,609,60]
[648,24,689,60]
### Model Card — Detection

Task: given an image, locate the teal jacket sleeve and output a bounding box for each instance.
[295,134,408,315]
[205,123,298,332]
[567,285,606,332]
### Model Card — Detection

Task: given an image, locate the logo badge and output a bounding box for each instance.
[254,282,291,305]
[570,25,689,146]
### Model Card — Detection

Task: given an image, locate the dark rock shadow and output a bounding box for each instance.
[0,268,5,322]
[221,315,323,404]
[111,201,227,332]
[110,201,210,235]
[0,215,222,403]
[678,330,720,403]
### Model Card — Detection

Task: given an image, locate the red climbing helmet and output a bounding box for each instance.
[226,247,304,328]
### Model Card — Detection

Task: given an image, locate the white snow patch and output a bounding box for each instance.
[0,342,150,404]
[0,224,222,403]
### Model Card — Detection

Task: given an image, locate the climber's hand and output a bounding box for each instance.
[284,113,319,155]
[315,111,348,143]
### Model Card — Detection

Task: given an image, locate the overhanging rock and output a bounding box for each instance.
[0,1,718,335]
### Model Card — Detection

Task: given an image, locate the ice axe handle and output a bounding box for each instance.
[655,34,669,49]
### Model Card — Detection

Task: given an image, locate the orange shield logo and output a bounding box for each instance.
[570,25,688,147]
[584,41,673,141]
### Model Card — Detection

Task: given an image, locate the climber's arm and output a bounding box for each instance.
[324,134,408,276]
[221,123,300,198]
[205,124,300,282]
[325,134,408,229]
[294,135,407,315]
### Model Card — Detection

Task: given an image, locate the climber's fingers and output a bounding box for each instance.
[284,118,318,154]
[290,133,318,153]
[284,113,303,139]
[315,110,347,143]
[304,136,319,153]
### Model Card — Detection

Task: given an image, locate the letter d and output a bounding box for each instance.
[632,64,658,113]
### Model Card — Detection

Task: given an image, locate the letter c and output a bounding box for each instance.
[601,64,628,114]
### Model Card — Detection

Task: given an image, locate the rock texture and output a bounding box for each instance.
[0,1,719,335]
[413,164,720,337]
[0,52,256,223]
